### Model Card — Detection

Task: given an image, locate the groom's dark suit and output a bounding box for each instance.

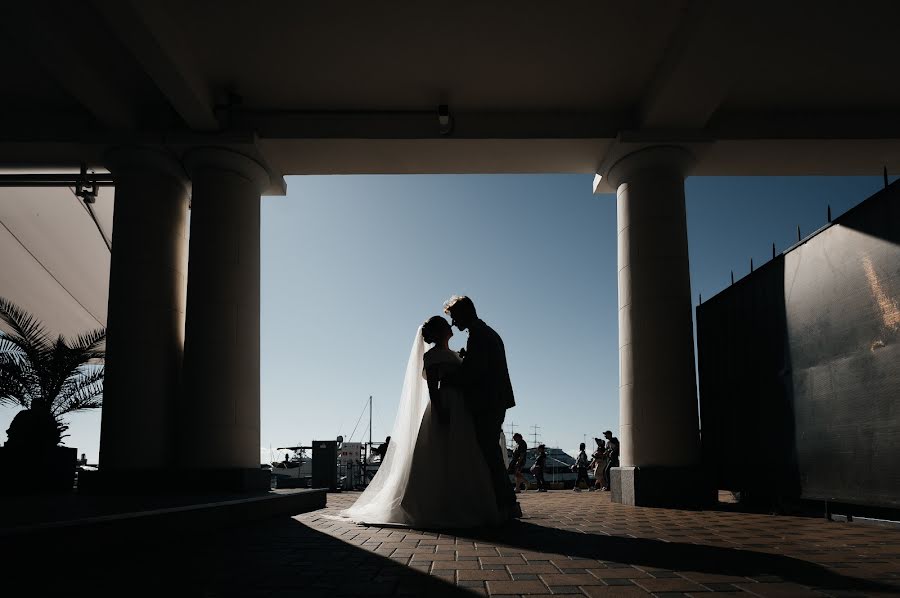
[459,318,518,511]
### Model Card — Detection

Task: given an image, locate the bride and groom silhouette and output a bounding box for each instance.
[343,295,522,528]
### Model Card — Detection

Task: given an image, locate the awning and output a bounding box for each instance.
[0,180,113,338]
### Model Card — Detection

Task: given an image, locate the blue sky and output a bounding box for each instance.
[3,174,891,462]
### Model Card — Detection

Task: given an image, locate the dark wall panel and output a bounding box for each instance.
[783,189,900,507]
[698,183,900,508]
[698,254,795,501]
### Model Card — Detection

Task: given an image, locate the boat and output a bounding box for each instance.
[268,440,584,490]
[267,441,387,489]
[270,446,312,488]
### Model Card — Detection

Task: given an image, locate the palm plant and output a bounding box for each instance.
[0,297,105,450]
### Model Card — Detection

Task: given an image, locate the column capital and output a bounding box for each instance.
[182,147,270,193]
[104,146,190,191]
[594,134,715,193]
[605,145,694,189]
[602,145,695,190]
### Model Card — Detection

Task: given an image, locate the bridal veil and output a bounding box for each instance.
[342,326,429,523]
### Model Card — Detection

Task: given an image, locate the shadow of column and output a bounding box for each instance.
[7,516,475,597]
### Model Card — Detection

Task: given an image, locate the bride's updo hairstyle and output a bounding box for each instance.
[421,316,450,344]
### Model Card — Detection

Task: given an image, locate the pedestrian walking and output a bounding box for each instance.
[531,444,548,492]
[572,442,589,491]
[589,437,606,491]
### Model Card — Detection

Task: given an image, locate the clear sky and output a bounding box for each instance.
[2,174,891,462]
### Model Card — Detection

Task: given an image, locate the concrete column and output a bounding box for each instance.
[99,147,190,473]
[178,148,268,488]
[606,146,709,506]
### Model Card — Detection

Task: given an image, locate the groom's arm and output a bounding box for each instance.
[457,330,492,389]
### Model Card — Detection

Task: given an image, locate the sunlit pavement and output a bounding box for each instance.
[12,489,900,597]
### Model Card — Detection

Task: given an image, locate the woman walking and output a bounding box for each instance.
[589,437,607,491]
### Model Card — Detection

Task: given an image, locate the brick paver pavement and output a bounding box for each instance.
[291,491,900,597]
[10,490,900,597]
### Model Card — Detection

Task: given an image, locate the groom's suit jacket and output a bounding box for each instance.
[459,318,515,414]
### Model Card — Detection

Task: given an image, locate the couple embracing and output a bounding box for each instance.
[343,296,521,528]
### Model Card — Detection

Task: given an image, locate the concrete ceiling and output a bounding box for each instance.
[1,0,899,191]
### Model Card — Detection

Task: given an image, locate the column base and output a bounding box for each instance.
[78,468,272,495]
[611,466,716,508]
[0,446,77,495]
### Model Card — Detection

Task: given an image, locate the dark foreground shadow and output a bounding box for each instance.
[5,516,472,598]
[461,519,898,593]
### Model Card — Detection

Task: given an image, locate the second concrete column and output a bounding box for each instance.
[179,148,268,487]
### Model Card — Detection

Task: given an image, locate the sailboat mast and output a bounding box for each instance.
[369,395,373,452]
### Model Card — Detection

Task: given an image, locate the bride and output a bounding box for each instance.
[342,316,503,528]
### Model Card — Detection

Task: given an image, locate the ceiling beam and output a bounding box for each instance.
[92,0,219,131]
[3,108,900,144]
[638,0,735,130]
[236,109,630,139]
[1,2,137,130]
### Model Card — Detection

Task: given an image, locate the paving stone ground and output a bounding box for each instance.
[10,490,900,597]
[289,492,900,598]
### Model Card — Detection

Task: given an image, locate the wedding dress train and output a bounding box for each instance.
[342,327,502,528]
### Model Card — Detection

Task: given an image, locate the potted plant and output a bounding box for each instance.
[0,297,105,493]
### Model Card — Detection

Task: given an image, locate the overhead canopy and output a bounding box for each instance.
[0,182,112,338]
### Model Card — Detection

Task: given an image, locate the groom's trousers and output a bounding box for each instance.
[475,409,517,510]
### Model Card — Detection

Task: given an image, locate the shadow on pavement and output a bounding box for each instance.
[465,519,899,594]
[6,516,473,598]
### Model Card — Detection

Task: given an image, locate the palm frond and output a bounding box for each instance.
[0,297,106,430]
[0,336,31,370]
[0,340,41,408]
[53,369,104,416]
[0,330,47,380]
[71,328,107,357]
[0,334,28,357]
[54,367,104,404]
[0,299,54,403]
[32,335,67,404]
[0,297,51,353]
[0,363,32,408]
[38,334,98,400]
[61,332,105,370]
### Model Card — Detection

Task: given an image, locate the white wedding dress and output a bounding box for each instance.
[342,327,503,528]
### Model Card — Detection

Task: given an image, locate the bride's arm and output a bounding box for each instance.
[424,364,444,415]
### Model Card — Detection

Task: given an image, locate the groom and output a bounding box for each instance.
[444,295,521,520]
